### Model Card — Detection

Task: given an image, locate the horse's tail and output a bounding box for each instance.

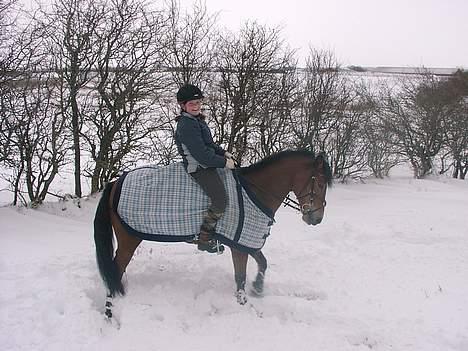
[93,182,125,297]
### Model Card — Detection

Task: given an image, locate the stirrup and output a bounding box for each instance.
[197,239,224,254]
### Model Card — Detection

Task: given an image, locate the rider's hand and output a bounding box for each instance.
[225,151,233,159]
[225,158,236,169]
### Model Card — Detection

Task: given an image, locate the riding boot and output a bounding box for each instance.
[195,210,225,254]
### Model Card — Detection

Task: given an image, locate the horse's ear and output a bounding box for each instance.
[315,152,333,186]
[314,152,325,167]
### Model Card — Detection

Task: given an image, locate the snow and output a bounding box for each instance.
[1,170,468,351]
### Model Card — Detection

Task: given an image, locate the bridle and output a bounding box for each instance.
[283,175,327,215]
[242,172,327,216]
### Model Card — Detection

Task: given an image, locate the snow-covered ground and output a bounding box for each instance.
[1,169,467,351]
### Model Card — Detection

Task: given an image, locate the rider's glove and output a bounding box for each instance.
[225,158,236,169]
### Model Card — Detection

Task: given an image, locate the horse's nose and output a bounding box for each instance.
[302,214,322,225]
[313,216,323,225]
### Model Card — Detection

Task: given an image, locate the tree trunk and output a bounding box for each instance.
[72,116,82,197]
[91,165,101,194]
[452,160,460,179]
[421,156,433,178]
[461,165,467,180]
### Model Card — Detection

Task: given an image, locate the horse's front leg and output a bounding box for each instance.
[230,248,248,305]
[250,250,267,296]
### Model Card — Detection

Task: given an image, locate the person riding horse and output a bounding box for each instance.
[175,84,235,253]
[94,149,333,317]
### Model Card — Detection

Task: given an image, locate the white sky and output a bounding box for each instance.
[185,0,468,68]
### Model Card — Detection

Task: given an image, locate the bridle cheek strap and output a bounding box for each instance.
[283,177,326,215]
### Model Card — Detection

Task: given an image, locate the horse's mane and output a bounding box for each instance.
[239,149,333,186]
[319,152,334,187]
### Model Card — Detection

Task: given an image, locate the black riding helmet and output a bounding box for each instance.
[176,84,204,103]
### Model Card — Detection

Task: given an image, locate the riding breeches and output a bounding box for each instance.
[190,167,227,215]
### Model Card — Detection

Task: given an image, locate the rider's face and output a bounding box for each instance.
[181,99,202,116]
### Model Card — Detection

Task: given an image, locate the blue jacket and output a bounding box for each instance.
[175,112,226,173]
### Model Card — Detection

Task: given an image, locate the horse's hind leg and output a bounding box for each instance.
[111,213,142,280]
[105,213,141,319]
[250,250,267,296]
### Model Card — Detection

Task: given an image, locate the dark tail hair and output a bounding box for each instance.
[93,182,125,297]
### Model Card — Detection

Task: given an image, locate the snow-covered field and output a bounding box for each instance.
[1,169,467,351]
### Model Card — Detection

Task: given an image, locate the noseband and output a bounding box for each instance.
[283,176,327,215]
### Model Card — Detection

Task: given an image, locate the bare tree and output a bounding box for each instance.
[0,0,20,164]
[0,0,18,70]
[381,71,448,178]
[0,0,16,29]
[289,48,375,180]
[364,118,401,178]
[445,104,468,179]
[146,125,179,165]
[290,49,345,153]
[1,8,69,205]
[2,71,68,206]
[39,0,105,198]
[357,82,401,178]
[84,0,169,192]
[0,0,18,67]
[440,70,468,179]
[213,21,290,161]
[149,0,219,166]
[250,60,298,160]
[327,87,373,181]
[162,0,218,87]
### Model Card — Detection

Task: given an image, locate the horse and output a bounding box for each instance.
[93,150,333,318]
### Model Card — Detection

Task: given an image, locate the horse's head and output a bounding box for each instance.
[292,153,332,225]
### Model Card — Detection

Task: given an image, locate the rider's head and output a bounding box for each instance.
[177,84,204,116]
[176,84,204,103]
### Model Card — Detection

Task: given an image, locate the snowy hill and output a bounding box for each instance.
[1,172,467,351]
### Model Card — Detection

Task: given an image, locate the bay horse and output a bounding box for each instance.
[94,150,332,318]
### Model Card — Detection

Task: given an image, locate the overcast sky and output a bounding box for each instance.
[185,0,467,68]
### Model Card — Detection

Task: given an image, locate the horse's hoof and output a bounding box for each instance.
[251,273,264,296]
[250,284,264,297]
[236,290,248,305]
[104,313,121,329]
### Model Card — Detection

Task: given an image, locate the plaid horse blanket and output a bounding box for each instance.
[113,163,275,253]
